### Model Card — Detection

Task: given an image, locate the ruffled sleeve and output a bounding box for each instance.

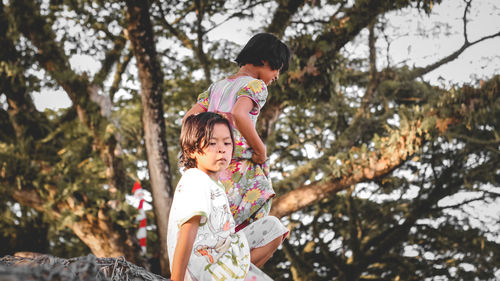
[196,89,210,111]
[236,79,268,115]
[173,169,211,227]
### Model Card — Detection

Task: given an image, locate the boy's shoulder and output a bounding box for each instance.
[179,168,221,186]
[180,168,208,182]
[176,169,222,196]
[182,167,204,176]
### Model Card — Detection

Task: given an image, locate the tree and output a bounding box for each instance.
[263,76,500,280]
[125,0,174,276]
[1,0,141,263]
[1,0,499,279]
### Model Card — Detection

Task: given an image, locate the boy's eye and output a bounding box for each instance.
[224,142,232,146]
[209,142,216,146]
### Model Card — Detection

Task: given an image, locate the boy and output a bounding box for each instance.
[168,112,282,281]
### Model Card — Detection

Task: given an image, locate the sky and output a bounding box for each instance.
[32,0,500,111]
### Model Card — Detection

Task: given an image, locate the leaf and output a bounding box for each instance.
[435,118,454,134]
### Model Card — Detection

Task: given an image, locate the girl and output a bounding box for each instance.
[168,112,287,281]
[183,33,290,232]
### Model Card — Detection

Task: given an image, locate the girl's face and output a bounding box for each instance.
[258,61,280,85]
[193,123,233,180]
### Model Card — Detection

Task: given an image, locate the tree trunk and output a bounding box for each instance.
[11,189,140,264]
[125,0,174,277]
[7,0,143,262]
[69,212,139,262]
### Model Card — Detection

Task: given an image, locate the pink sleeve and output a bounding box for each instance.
[236,79,268,115]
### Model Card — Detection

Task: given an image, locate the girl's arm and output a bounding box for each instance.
[171,215,201,281]
[182,104,206,124]
[232,97,267,164]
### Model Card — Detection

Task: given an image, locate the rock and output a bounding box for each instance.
[0,254,169,281]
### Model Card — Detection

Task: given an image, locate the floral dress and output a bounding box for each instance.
[197,76,275,231]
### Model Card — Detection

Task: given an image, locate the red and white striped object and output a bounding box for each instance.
[132,181,147,254]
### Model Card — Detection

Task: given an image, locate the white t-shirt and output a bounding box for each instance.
[167,168,250,281]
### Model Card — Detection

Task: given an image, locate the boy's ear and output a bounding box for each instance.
[190,149,202,159]
[188,150,196,159]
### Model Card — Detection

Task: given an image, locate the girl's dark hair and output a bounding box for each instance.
[179,112,235,169]
[235,33,290,72]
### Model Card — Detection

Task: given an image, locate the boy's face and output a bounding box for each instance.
[193,123,233,180]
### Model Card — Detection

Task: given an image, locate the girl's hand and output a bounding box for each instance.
[252,149,267,164]
[232,97,268,164]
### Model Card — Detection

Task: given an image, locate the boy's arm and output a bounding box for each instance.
[171,215,201,281]
[232,97,267,164]
[182,104,206,124]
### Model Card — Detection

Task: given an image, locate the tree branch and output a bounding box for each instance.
[157,4,194,50]
[203,1,270,34]
[194,0,211,83]
[319,1,413,58]
[281,239,316,281]
[408,0,500,80]
[157,1,213,82]
[166,2,196,26]
[430,194,486,211]
[359,20,379,115]
[265,0,306,38]
[92,32,127,87]
[462,0,472,44]
[270,125,418,218]
[446,132,500,145]
[311,205,346,272]
[360,162,463,268]
[109,46,133,101]
[347,187,363,263]
[271,75,500,218]
[408,29,500,79]
[0,7,50,146]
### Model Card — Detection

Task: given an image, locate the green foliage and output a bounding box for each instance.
[263,74,500,280]
[0,202,49,256]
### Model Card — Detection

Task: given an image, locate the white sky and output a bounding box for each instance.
[32,0,500,111]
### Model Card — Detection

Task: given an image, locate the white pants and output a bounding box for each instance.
[242,216,289,281]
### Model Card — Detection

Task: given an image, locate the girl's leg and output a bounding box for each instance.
[245,264,274,281]
[250,235,282,267]
[242,216,289,267]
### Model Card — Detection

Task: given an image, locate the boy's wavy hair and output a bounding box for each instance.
[179,112,235,169]
[235,33,290,72]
